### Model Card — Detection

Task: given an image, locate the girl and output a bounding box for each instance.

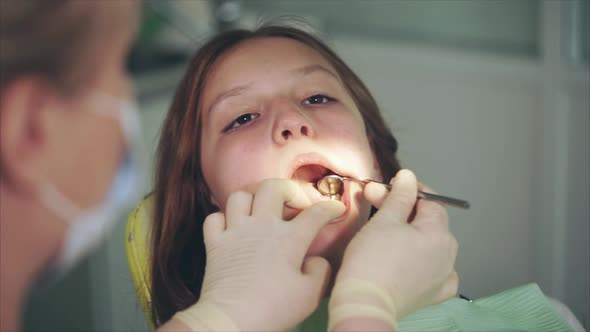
[151,24,457,331]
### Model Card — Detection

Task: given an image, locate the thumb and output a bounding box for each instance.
[372,169,418,224]
[364,181,389,208]
[302,256,332,305]
[290,200,345,258]
[433,270,459,304]
[202,212,226,249]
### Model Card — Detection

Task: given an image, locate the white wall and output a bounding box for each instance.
[564,77,590,327]
[330,25,588,325]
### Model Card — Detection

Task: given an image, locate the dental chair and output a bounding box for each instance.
[125,195,155,330]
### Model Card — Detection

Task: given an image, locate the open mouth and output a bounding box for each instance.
[290,163,350,223]
[286,152,352,223]
[291,164,337,187]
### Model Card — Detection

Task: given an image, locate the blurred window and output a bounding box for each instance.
[242,0,540,57]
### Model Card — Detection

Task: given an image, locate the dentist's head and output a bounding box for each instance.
[0,1,140,330]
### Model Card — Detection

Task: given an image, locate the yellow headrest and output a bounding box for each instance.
[125,194,155,330]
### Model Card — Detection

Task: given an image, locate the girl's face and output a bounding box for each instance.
[200,37,382,262]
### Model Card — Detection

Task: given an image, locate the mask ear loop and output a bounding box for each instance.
[39,94,146,225]
[34,95,116,224]
[38,182,82,224]
[88,94,146,207]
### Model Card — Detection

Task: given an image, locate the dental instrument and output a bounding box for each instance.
[317,174,470,209]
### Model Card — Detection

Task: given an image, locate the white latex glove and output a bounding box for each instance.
[330,169,458,328]
[191,178,345,332]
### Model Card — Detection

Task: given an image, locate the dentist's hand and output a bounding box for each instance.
[329,170,458,331]
[174,179,345,332]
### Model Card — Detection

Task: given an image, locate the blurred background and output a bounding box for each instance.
[24,0,589,331]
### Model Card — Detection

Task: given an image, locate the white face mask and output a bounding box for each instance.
[39,96,145,276]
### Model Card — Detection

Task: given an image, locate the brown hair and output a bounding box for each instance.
[0,0,135,94]
[150,24,401,326]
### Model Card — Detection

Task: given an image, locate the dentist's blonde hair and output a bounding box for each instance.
[0,0,135,94]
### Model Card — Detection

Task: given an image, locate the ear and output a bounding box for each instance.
[0,78,54,194]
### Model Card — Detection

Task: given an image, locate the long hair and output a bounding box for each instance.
[150,24,401,326]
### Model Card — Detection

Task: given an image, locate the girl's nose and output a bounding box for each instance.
[272,101,315,145]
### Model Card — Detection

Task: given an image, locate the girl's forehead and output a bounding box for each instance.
[208,37,338,86]
[226,37,331,65]
[200,37,342,110]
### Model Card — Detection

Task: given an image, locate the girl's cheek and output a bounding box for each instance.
[214,152,269,206]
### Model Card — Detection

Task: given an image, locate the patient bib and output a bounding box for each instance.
[295,283,573,332]
[397,283,572,332]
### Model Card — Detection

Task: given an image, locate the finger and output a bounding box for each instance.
[225,191,253,228]
[433,271,459,304]
[371,169,418,225]
[300,256,332,311]
[202,212,226,249]
[363,181,389,209]
[251,178,311,217]
[290,200,345,258]
[411,197,449,232]
[414,182,450,230]
[407,182,436,223]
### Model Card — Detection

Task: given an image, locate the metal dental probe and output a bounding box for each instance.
[317,174,470,209]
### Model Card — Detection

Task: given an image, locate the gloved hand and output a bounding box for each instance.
[174,178,345,332]
[329,169,458,330]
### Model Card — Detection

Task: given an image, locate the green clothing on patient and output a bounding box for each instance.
[295,283,573,332]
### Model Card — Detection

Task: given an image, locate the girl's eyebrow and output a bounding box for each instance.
[292,64,339,80]
[208,83,252,115]
[208,65,338,115]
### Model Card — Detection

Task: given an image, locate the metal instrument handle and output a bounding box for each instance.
[343,177,470,209]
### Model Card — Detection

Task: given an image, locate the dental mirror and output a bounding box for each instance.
[316,174,343,200]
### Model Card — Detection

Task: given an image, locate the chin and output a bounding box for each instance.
[308,186,370,254]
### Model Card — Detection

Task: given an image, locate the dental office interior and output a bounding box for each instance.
[23,1,589,331]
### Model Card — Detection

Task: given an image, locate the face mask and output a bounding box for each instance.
[39,96,145,276]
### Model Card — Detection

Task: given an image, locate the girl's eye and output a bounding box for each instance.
[303,94,335,105]
[225,113,260,131]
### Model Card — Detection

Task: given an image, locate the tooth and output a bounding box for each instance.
[330,194,341,201]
